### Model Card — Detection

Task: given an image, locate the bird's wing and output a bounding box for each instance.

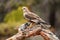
[25,12,40,20]
[31,12,46,22]
[30,12,40,18]
[24,13,39,21]
[24,12,46,23]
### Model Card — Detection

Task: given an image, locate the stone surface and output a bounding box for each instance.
[24,35,44,40]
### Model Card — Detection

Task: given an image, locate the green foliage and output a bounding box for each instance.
[0,6,27,36]
[4,7,25,23]
[0,23,17,36]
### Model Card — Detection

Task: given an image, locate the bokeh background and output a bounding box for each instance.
[0,0,60,40]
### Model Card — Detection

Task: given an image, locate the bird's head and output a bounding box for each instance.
[22,6,30,12]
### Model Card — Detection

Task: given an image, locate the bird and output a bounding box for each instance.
[22,6,50,28]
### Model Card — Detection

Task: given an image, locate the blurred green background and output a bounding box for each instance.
[0,0,32,36]
[0,0,60,40]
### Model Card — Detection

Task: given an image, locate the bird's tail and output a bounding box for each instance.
[37,18,51,29]
[37,17,47,24]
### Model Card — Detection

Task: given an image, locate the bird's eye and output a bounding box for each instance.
[23,8,25,9]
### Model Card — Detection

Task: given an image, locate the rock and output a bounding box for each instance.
[24,35,44,40]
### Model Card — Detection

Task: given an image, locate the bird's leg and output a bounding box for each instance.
[29,22,36,28]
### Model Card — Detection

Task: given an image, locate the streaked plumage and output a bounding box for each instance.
[22,7,46,23]
[22,7,51,28]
